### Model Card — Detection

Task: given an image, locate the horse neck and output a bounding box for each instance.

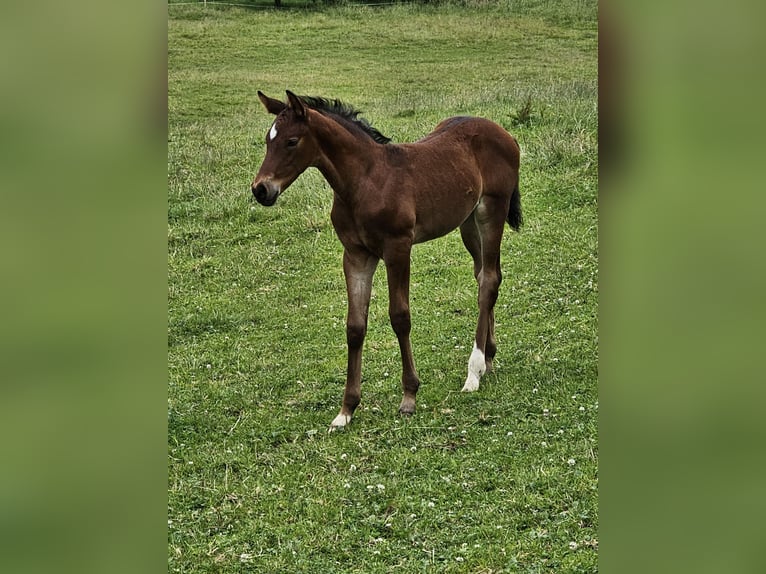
[310,112,380,201]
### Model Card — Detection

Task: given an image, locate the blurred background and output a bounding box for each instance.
[601,1,766,572]
[0,2,166,573]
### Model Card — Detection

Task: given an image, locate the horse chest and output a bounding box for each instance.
[331,199,408,256]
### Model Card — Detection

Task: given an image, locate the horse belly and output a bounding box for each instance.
[413,189,478,244]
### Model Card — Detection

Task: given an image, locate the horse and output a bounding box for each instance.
[251,90,521,430]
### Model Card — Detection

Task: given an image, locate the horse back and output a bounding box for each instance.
[379,116,519,243]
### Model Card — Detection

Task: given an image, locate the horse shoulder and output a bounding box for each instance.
[330,196,361,246]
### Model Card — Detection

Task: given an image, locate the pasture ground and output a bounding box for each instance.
[168,2,597,572]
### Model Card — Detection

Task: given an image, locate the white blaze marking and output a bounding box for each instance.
[462,342,485,392]
[269,123,278,141]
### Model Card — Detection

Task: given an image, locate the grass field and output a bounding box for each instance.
[168,2,597,572]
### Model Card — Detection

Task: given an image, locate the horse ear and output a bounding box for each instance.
[258,91,286,115]
[285,90,306,119]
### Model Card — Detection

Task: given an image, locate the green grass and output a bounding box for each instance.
[169,2,597,572]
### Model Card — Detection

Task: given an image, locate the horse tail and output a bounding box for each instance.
[507,180,523,231]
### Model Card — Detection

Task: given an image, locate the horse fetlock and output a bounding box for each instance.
[462,342,486,392]
[468,343,487,376]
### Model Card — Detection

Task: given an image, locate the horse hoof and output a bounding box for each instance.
[462,375,480,392]
[398,397,416,416]
[328,413,351,432]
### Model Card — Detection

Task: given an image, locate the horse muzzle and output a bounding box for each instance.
[252,180,281,206]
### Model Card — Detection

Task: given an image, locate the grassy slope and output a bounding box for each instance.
[169,3,597,572]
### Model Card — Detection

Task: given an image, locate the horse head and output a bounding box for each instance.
[251,91,319,206]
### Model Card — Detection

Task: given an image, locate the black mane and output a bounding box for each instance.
[298,95,391,144]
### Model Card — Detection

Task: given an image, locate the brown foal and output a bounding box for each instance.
[251,90,521,430]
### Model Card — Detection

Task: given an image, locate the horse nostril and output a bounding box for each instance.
[252,182,267,201]
[252,181,279,206]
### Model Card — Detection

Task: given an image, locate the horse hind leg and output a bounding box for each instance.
[460,216,496,382]
[459,204,504,392]
[484,254,500,371]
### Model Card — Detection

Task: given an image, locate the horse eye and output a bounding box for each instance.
[287,138,299,148]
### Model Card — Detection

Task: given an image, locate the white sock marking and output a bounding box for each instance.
[269,123,278,141]
[329,412,351,431]
[462,342,485,392]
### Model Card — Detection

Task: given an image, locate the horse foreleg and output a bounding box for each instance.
[330,249,378,431]
[384,241,420,416]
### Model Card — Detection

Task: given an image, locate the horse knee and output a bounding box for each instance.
[389,307,411,338]
[346,321,366,349]
[482,268,501,287]
[478,266,501,286]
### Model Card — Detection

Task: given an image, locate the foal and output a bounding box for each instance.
[252,91,521,430]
